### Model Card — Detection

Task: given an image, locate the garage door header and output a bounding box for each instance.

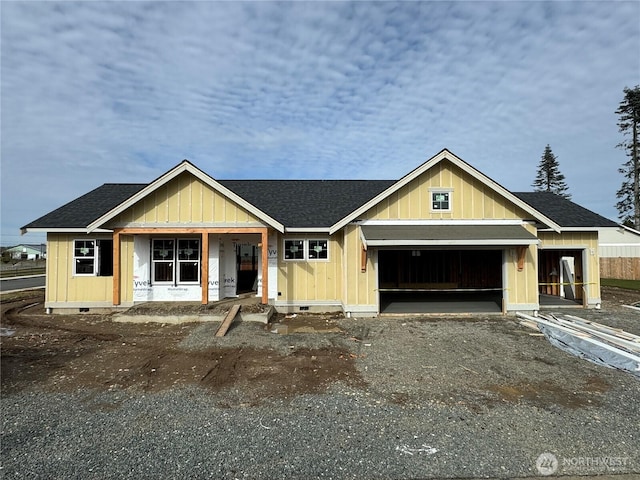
[360,224,539,247]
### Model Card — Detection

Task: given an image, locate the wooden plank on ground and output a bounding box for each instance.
[215,304,241,337]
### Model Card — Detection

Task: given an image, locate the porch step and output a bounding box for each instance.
[215,304,241,337]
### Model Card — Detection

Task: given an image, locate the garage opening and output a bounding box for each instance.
[538,249,584,307]
[378,249,503,314]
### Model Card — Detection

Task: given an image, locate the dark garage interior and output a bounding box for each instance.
[378,249,504,314]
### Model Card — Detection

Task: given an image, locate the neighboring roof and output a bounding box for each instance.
[361,224,539,247]
[5,244,46,252]
[219,180,394,228]
[513,192,618,228]
[21,184,147,231]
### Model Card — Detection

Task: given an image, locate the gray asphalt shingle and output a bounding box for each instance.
[21,183,147,230]
[513,192,618,228]
[22,179,618,231]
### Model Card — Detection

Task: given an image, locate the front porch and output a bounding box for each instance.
[112,227,272,306]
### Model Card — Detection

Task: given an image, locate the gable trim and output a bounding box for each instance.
[22,228,114,234]
[328,149,562,234]
[86,160,285,233]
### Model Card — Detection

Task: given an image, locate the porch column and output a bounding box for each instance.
[201,231,209,305]
[261,228,268,304]
[113,230,121,305]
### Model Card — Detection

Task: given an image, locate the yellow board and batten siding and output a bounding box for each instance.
[344,160,539,310]
[46,233,114,305]
[110,173,261,226]
[276,234,343,304]
[48,174,265,307]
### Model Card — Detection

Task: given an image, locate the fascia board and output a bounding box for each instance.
[358,219,526,226]
[21,227,113,234]
[329,149,562,234]
[539,227,601,233]
[86,161,285,233]
[366,239,540,247]
[284,227,331,233]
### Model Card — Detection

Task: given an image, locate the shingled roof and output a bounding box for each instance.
[22,179,618,232]
[513,192,618,228]
[219,180,395,228]
[21,183,147,230]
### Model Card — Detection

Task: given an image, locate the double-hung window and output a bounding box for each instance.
[178,239,200,283]
[152,239,175,283]
[73,239,114,276]
[284,239,329,261]
[152,238,201,284]
[74,240,96,275]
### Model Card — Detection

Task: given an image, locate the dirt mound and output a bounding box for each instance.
[1,291,363,403]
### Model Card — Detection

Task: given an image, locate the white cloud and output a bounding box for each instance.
[1,1,638,243]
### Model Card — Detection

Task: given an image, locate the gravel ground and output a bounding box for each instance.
[2,289,640,479]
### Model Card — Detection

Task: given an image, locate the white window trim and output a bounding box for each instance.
[282,238,330,262]
[152,238,201,285]
[152,238,176,284]
[429,188,453,213]
[72,238,114,277]
[307,238,329,262]
[73,239,96,276]
[177,238,201,284]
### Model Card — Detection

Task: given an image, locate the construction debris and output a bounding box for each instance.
[215,305,241,337]
[516,312,640,379]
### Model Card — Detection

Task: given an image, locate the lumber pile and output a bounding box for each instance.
[516,312,640,378]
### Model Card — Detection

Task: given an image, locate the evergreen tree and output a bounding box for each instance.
[615,85,640,230]
[532,144,571,199]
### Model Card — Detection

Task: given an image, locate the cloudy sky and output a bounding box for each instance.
[1,1,639,245]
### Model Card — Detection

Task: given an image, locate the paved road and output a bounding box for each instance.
[0,275,45,292]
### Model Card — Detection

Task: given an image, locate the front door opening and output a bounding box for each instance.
[378,249,503,314]
[236,242,258,294]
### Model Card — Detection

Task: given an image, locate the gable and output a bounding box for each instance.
[105,172,263,227]
[361,159,532,222]
[329,149,561,233]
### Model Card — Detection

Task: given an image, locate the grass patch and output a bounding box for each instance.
[601,278,640,291]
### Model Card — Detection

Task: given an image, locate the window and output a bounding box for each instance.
[152,238,201,284]
[284,239,304,260]
[431,190,452,211]
[153,239,175,283]
[283,239,329,261]
[178,239,200,283]
[74,240,95,275]
[73,239,113,276]
[308,240,328,260]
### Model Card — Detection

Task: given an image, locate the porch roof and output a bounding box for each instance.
[360,224,539,247]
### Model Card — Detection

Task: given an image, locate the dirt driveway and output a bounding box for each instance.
[1,288,639,479]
